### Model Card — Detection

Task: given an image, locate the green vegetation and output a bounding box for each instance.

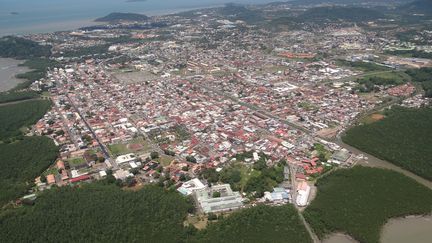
[0,100,51,141]
[354,71,410,92]
[56,44,110,58]
[0,36,51,59]
[386,49,432,59]
[336,60,391,72]
[406,67,432,97]
[299,6,384,22]
[304,166,432,243]
[0,136,58,205]
[0,184,192,242]
[193,204,312,243]
[95,12,149,22]
[0,91,39,104]
[13,58,60,90]
[216,4,264,24]
[343,106,432,180]
[66,157,86,167]
[201,154,285,198]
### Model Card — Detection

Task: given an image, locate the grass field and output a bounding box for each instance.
[67,157,86,167]
[304,166,432,243]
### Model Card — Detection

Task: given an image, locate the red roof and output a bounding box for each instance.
[70,175,90,183]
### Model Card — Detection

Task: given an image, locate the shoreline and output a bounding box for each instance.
[0,58,30,92]
[0,5,222,37]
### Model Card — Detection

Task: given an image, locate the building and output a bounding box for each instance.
[296,181,311,207]
[177,178,206,196]
[115,153,136,165]
[194,184,243,213]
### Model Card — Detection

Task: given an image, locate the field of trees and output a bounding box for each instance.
[0,184,193,242]
[0,100,51,141]
[304,166,432,243]
[343,106,432,180]
[0,91,39,104]
[191,204,312,243]
[405,68,432,97]
[0,136,58,205]
[0,36,51,59]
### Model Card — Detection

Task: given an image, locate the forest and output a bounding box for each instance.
[0,91,39,104]
[0,100,51,141]
[191,204,312,243]
[405,67,432,97]
[0,36,51,59]
[304,166,432,243]
[0,136,58,205]
[343,106,432,180]
[0,184,192,243]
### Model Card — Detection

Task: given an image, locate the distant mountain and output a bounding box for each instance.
[95,12,149,23]
[401,0,432,14]
[216,4,264,24]
[299,6,384,22]
[290,0,411,5]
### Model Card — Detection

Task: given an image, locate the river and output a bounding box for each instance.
[0,58,30,92]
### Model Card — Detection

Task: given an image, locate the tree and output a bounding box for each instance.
[212,191,221,198]
[150,151,159,160]
[186,156,197,163]
[207,213,217,221]
[40,174,47,183]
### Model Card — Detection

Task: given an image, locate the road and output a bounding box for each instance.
[65,93,117,169]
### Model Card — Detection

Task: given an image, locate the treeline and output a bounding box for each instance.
[0,184,192,242]
[0,91,39,104]
[0,100,51,141]
[343,106,432,180]
[304,166,432,243]
[387,49,432,59]
[191,204,312,243]
[336,60,390,72]
[0,136,58,205]
[406,67,432,97]
[0,36,51,59]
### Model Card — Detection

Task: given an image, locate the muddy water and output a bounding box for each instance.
[381,215,432,243]
[323,233,357,243]
[0,58,29,92]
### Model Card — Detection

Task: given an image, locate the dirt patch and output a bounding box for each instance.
[370,113,385,121]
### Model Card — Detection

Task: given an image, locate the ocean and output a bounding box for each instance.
[0,0,280,36]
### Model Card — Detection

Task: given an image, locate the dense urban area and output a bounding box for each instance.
[0,0,432,243]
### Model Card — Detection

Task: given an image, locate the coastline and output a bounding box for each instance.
[0,5,222,37]
[0,58,30,92]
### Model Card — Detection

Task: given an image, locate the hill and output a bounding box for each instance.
[298,6,384,22]
[95,12,149,23]
[0,36,51,59]
[216,4,265,24]
[401,0,432,15]
[304,166,432,243]
[342,106,432,180]
[191,204,312,243]
[0,184,192,242]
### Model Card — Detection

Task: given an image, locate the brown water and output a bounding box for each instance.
[323,233,357,243]
[0,58,29,92]
[381,215,432,243]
